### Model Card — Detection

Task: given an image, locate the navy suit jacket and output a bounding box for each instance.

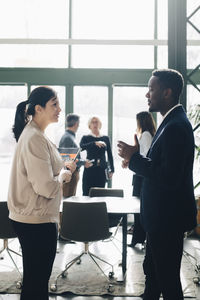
[129,106,197,233]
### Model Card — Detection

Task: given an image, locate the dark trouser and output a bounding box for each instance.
[131,213,146,244]
[143,230,184,300]
[82,167,106,196]
[11,221,58,300]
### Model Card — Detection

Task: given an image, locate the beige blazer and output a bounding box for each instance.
[8,120,63,224]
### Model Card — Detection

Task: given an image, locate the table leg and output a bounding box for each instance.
[116,214,127,283]
[122,214,127,273]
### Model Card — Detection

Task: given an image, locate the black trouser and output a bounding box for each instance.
[82,166,106,196]
[11,221,58,300]
[143,230,184,300]
[131,213,146,244]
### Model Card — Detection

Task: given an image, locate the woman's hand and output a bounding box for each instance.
[59,169,72,183]
[84,159,93,168]
[95,141,106,148]
[64,160,76,173]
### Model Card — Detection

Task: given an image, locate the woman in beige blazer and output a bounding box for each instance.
[8,86,76,300]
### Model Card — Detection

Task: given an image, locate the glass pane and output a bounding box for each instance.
[187,85,200,112]
[187,0,200,16]
[72,0,154,39]
[0,45,68,68]
[0,85,27,201]
[187,84,200,196]
[72,45,154,68]
[31,86,66,147]
[157,46,168,68]
[0,0,69,38]
[187,1,200,40]
[112,86,149,196]
[157,0,168,39]
[74,86,108,143]
[187,46,200,69]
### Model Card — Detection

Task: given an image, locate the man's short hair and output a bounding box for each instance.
[66,113,80,127]
[152,69,184,103]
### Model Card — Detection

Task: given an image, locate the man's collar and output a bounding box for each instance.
[67,129,75,136]
[162,104,182,121]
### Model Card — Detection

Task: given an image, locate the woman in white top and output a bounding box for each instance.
[128,111,156,247]
[8,86,76,300]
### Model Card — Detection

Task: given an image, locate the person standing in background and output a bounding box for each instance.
[118,69,197,300]
[126,111,156,247]
[59,113,92,198]
[80,116,114,196]
[8,86,76,300]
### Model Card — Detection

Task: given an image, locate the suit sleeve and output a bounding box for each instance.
[106,136,114,172]
[80,135,96,151]
[129,123,190,190]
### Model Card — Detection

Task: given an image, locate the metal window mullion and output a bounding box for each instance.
[0,39,167,46]
[154,0,158,69]
[108,85,113,188]
[68,0,72,68]
[187,5,200,20]
[168,0,186,109]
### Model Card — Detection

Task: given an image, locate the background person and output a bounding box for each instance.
[118,69,197,300]
[126,111,156,247]
[59,113,92,198]
[7,86,76,300]
[80,116,114,196]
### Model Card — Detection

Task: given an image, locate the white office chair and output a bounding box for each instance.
[51,201,115,292]
[0,202,22,289]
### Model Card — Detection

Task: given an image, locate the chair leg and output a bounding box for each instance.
[53,252,85,287]
[183,250,200,273]
[89,251,114,280]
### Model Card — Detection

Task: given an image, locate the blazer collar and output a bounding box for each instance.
[150,105,185,147]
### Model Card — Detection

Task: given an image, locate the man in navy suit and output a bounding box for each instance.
[118,69,197,300]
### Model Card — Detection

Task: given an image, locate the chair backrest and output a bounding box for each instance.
[60,201,111,242]
[89,187,124,198]
[0,202,17,239]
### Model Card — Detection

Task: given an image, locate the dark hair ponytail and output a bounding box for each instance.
[12,86,56,142]
[12,100,29,142]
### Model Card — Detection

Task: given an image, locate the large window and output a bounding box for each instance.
[5,1,199,198]
[0,0,168,69]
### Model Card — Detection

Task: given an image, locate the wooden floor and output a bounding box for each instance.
[1,228,200,300]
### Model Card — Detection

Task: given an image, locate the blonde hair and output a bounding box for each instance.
[88,116,102,129]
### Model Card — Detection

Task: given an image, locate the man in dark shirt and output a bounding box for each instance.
[59,114,91,197]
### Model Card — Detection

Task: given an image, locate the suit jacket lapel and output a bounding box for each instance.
[147,105,184,156]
